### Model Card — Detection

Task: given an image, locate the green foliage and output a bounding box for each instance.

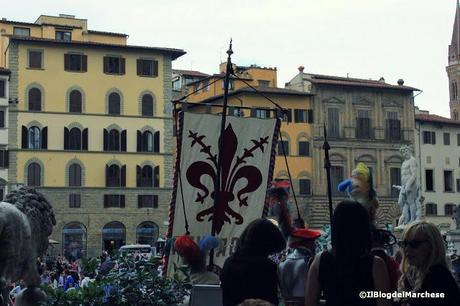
[40,255,189,306]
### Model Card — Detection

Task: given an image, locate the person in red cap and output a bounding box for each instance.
[278,228,321,306]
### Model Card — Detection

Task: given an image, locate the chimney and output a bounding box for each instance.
[298,65,305,73]
[397,79,404,86]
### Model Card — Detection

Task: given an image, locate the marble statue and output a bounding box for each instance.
[453,205,460,230]
[392,145,421,226]
[0,187,56,306]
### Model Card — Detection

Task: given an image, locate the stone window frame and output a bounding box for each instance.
[105,159,125,187]
[102,221,126,248]
[425,202,438,216]
[329,153,347,197]
[25,120,44,149]
[27,48,44,69]
[353,106,373,139]
[24,158,44,187]
[138,161,160,187]
[297,170,312,196]
[444,203,456,216]
[384,107,403,141]
[278,132,291,156]
[138,160,158,188]
[105,124,124,151]
[443,169,454,192]
[296,132,311,157]
[136,221,159,243]
[138,126,159,153]
[325,106,343,138]
[65,158,86,187]
[62,222,87,258]
[65,122,86,151]
[105,88,124,115]
[66,86,86,113]
[25,83,45,111]
[385,155,403,196]
[138,90,157,117]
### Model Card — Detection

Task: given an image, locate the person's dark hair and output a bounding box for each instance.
[235,218,286,256]
[331,200,371,263]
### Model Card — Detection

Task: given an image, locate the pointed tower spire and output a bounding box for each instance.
[449,0,460,64]
[448,1,460,120]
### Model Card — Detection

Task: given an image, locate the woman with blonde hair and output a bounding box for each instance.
[398,221,459,306]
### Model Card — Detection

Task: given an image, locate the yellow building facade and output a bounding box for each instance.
[0,15,185,258]
[181,64,314,220]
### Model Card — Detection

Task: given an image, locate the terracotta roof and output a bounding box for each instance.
[87,30,128,37]
[172,69,210,78]
[181,86,313,104]
[7,35,185,60]
[303,73,419,91]
[186,73,252,87]
[0,19,40,27]
[236,86,313,96]
[415,114,460,126]
[0,67,11,75]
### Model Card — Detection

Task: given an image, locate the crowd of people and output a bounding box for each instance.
[174,199,460,306]
[5,201,460,306]
[5,252,111,305]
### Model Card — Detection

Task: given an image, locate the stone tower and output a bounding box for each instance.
[447,1,460,120]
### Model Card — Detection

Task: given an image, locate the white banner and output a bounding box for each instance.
[168,112,279,270]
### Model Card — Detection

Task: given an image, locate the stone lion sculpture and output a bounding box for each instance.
[0,187,56,306]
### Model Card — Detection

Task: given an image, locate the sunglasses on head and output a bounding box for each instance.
[397,239,428,249]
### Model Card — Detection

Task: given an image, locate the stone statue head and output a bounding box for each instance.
[399,145,413,160]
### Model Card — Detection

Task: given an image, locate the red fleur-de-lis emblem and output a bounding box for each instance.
[186,124,269,234]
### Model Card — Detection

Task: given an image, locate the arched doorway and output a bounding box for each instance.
[62,222,87,260]
[102,221,126,254]
[136,221,159,246]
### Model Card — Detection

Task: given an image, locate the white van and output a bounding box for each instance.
[119,244,156,260]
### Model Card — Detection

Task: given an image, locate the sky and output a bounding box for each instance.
[2,0,457,117]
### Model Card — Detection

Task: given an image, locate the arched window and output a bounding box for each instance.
[28,87,42,111]
[102,221,126,254]
[106,164,121,187]
[108,92,121,115]
[108,130,120,151]
[69,90,82,113]
[27,162,41,186]
[143,131,153,152]
[138,165,153,187]
[136,221,159,246]
[425,203,438,216]
[69,128,82,150]
[69,163,82,187]
[141,94,154,117]
[28,126,41,149]
[63,222,87,260]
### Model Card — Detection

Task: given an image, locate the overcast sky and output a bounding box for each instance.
[3,0,457,117]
